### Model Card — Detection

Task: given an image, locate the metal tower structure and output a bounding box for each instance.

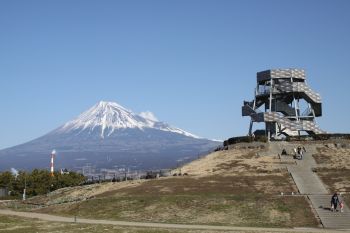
[242,69,326,140]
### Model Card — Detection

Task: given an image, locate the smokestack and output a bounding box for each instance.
[50,150,56,177]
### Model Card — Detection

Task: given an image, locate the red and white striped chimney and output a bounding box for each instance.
[50,150,56,177]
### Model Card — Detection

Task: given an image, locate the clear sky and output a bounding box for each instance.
[1,0,350,149]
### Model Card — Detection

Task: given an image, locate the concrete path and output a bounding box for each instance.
[285,154,328,195]
[0,209,348,233]
[270,142,350,229]
[271,141,327,194]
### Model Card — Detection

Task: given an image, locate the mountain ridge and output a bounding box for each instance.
[56,101,201,139]
[0,101,221,171]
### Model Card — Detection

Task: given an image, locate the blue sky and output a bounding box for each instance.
[1,0,349,149]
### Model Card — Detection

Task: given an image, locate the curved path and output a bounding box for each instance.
[0,209,348,233]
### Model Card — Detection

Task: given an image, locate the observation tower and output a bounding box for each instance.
[242,69,326,140]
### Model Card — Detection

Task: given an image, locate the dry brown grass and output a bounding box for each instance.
[26,179,146,206]
[0,214,321,233]
[314,168,350,193]
[178,146,286,177]
[312,141,350,192]
[34,175,314,228]
[33,169,309,228]
[103,174,296,197]
[314,147,350,169]
[10,142,320,228]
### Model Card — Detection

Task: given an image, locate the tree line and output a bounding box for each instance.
[0,169,86,198]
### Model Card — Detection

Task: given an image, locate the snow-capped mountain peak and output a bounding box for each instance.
[0,101,221,171]
[58,101,200,139]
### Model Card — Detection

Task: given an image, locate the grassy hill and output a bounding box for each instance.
[3,139,350,231]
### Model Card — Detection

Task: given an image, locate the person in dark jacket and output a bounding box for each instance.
[331,193,340,212]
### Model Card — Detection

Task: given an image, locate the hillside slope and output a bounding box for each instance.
[3,142,322,228]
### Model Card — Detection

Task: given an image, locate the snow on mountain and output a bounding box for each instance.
[58,101,200,139]
[0,100,221,171]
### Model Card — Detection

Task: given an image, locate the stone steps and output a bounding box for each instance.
[288,167,328,195]
[270,142,350,229]
[309,195,350,229]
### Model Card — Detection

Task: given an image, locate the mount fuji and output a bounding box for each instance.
[0,101,221,171]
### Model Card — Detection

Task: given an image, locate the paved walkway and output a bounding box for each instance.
[271,142,350,229]
[284,152,328,195]
[0,209,347,233]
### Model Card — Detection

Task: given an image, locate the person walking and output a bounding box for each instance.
[340,200,344,213]
[331,193,340,212]
[296,146,303,160]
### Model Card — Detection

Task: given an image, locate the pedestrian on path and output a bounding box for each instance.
[340,200,344,212]
[295,146,303,160]
[331,193,340,212]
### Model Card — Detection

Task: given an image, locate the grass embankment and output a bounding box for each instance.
[0,214,321,233]
[0,214,207,233]
[35,175,316,228]
[313,145,350,193]
[5,146,319,228]
[313,144,350,208]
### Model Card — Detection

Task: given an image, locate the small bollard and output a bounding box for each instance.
[292,192,294,195]
[281,192,284,196]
